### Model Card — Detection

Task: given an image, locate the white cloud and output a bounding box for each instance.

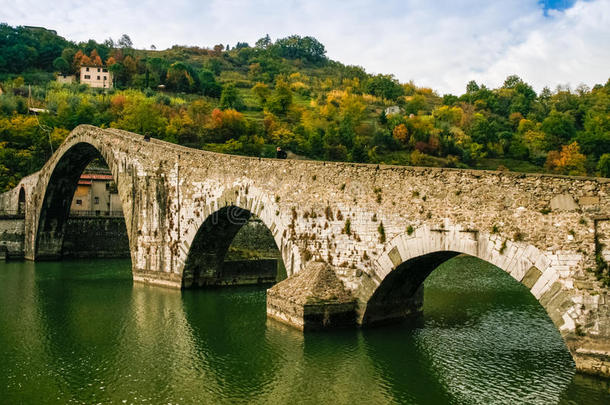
[0,0,608,94]
[476,0,610,93]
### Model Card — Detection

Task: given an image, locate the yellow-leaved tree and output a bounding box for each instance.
[545,142,587,176]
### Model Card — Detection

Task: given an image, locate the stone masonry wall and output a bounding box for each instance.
[0,218,25,258]
[62,217,131,258]
[1,125,609,376]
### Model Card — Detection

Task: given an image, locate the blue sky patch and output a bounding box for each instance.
[539,0,577,13]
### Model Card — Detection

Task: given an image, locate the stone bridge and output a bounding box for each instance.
[1,124,609,377]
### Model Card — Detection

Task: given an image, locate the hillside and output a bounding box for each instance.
[0,23,609,191]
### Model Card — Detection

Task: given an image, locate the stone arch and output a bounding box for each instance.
[359,225,577,341]
[28,131,133,262]
[17,186,26,215]
[180,186,295,288]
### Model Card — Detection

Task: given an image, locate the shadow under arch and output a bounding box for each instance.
[34,141,129,261]
[360,228,580,365]
[17,186,26,215]
[182,205,285,288]
[363,251,460,325]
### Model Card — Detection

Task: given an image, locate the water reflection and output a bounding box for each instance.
[0,258,608,404]
[35,260,134,403]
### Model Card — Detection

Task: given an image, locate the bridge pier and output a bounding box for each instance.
[568,335,610,378]
[266,262,357,330]
[267,255,610,378]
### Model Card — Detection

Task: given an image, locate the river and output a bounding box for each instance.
[0,256,608,404]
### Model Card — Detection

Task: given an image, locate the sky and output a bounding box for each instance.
[1,0,609,94]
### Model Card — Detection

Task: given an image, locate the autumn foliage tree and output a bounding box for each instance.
[89,49,103,66]
[392,123,409,144]
[207,108,247,142]
[545,142,587,176]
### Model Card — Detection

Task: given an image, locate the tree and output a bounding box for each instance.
[61,48,76,70]
[598,154,610,177]
[212,44,224,57]
[112,97,167,138]
[89,49,103,66]
[545,142,587,176]
[207,108,247,142]
[52,57,70,74]
[206,58,223,76]
[255,34,272,49]
[466,80,480,93]
[165,62,198,93]
[252,82,271,107]
[72,50,91,69]
[433,105,462,128]
[392,123,409,144]
[503,75,522,89]
[103,38,115,48]
[541,110,576,145]
[198,69,221,97]
[365,74,404,100]
[108,62,126,87]
[219,82,245,111]
[270,35,327,64]
[267,79,292,115]
[117,34,133,49]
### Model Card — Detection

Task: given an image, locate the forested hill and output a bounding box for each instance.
[0,23,609,191]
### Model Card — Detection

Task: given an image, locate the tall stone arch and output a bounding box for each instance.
[24,126,135,264]
[178,185,295,288]
[354,224,597,372]
[359,225,575,326]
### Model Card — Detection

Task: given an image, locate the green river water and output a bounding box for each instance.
[0,256,609,404]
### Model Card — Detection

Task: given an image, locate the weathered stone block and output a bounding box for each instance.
[579,196,600,206]
[387,246,402,267]
[266,262,356,330]
[521,265,542,289]
[550,193,579,211]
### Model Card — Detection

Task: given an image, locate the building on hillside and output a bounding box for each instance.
[384,105,401,116]
[23,26,57,35]
[56,74,75,84]
[80,66,113,89]
[70,168,122,216]
[29,107,49,115]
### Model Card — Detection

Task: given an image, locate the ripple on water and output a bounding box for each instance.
[0,257,609,404]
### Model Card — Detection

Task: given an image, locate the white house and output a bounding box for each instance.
[80,66,113,88]
[56,74,76,84]
[384,105,401,116]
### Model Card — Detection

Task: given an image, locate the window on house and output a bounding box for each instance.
[76,199,82,205]
[103,68,108,72]
[97,76,101,80]
[86,67,89,72]
[94,197,99,205]
[103,76,107,80]
[84,75,90,79]
[97,68,101,72]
